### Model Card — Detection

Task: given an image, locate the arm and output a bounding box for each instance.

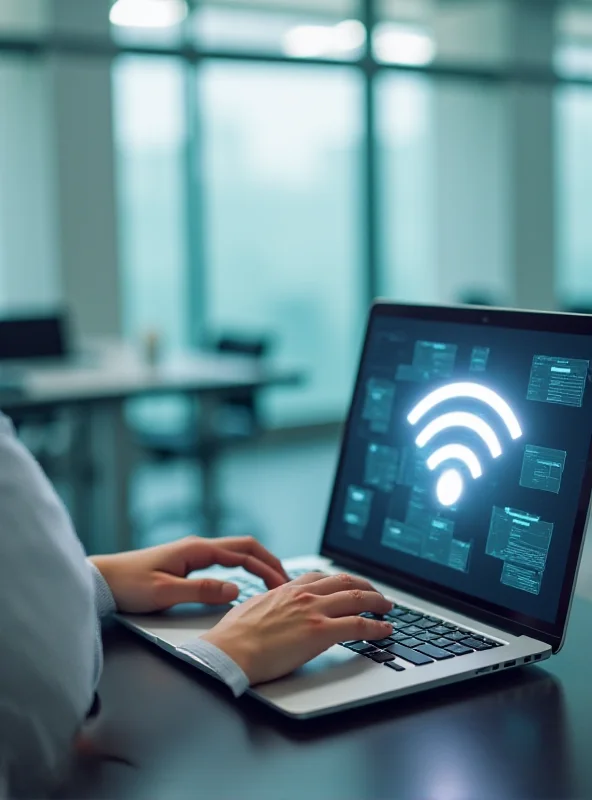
[0,414,97,796]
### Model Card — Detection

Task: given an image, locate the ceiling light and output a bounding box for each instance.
[110,0,188,29]
[374,24,436,66]
[283,19,366,59]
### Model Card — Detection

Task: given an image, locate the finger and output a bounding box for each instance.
[155,575,239,608]
[212,547,286,589]
[173,537,221,573]
[288,571,328,586]
[297,573,381,596]
[218,537,289,583]
[318,589,392,618]
[328,616,394,644]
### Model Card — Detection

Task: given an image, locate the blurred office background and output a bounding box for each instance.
[2,0,592,563]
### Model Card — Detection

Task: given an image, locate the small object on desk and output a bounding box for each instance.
[142,329,162,367]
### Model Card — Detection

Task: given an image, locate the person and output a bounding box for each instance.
[0,412,392,797]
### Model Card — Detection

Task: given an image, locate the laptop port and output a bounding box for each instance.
[523,656,532,663]
[534,654,542,661]
[492,664,499,671]
[504,659,517,668]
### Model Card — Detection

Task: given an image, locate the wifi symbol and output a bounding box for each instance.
[407,383,522,507]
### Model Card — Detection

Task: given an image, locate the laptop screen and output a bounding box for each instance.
[322,304,592,640]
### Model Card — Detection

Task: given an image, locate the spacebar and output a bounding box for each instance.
[388,644,434,665]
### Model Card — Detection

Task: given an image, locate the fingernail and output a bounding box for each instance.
[222,582,237,597]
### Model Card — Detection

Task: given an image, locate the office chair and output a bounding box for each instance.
[133,332,274,537]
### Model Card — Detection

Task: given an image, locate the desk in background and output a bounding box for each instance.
[57,595,592,799]
[0,341,303,551]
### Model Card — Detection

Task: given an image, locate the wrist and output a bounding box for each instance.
[201,631,257,684]
[89,555,111,578]
[87,559,117,617]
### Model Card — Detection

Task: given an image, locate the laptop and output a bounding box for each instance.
[118,301,592,718]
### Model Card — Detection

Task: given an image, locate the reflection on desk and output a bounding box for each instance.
[56,596,592,800]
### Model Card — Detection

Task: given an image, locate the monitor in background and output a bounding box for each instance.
[0,312,69,362]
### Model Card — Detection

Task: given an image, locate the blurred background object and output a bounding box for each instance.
[3,0,592,562]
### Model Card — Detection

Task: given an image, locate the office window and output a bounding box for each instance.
[555,4,592,79]
[376,73,436,304]
[0,0,47,35]
[376,0,508,68]
[113,56,189,351]
[556,86,592,309]
[0,56,59,312]
[378,75,511,307]
[200,61,364,424]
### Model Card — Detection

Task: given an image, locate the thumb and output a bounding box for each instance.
[162,576,239,606]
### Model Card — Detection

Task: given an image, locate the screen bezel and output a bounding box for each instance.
[320,301,592,651]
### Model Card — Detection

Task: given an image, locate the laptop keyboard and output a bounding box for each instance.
[345,605,503,669]
[232,573,504,670]
[232,568,313,603]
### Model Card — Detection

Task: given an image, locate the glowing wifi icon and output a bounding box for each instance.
[407,382,522,507]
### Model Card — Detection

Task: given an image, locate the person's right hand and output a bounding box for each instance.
[201,572,393,686]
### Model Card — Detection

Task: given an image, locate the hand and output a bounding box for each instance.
[202,572,393,685]
[90,536,289,613]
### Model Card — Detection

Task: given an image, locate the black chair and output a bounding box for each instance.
[133,333,274,536]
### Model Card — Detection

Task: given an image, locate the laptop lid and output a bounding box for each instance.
[321,302,592,652]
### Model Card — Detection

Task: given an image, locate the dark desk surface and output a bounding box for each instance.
[60,597,592,800]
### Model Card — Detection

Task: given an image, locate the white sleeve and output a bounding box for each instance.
[0,414,97,797]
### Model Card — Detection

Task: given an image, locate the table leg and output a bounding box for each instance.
[112,401,137,552]
[199,394,224,537]
[89,401,137,553]
[66,408,94,552]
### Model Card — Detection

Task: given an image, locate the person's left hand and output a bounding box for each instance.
[90,535,289,613]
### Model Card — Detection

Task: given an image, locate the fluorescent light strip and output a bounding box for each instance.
[110,0,188,29]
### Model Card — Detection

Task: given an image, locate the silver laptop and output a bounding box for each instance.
[119,302,592,718]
